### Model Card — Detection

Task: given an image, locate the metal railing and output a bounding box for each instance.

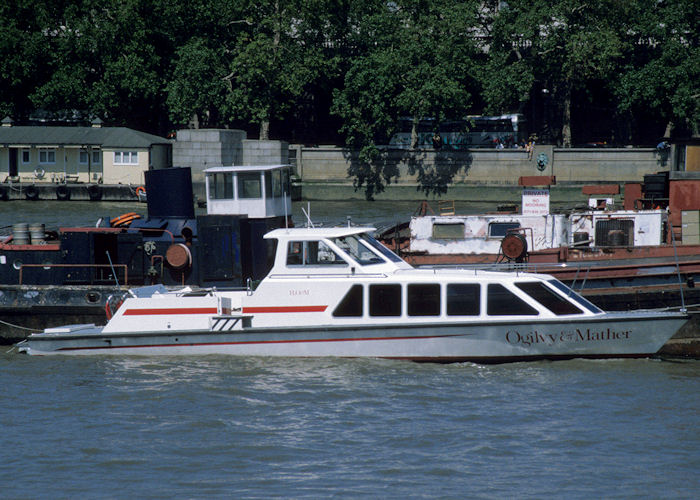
[19,263,128,285]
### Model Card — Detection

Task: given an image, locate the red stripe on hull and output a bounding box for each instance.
[123,307,218,316]
[242,305,327,313]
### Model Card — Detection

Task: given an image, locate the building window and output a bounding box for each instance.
[21,149,30,164]
[79,149,88,164]
[38,148,56,164]
[92,150,101,164]
[114,151,138,165]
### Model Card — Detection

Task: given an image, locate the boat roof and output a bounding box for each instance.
[264,226,376,240]
[204,164,290,173]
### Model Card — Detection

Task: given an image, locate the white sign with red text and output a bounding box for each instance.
[522,189,550,215]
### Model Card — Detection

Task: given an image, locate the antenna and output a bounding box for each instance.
[105,250,120,288]
[301,203,314,228]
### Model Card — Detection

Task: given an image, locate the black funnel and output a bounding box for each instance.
[144,167,195,219]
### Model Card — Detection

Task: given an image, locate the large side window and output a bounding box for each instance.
[333,285,363,317]
[487,283,538,316]
[515,282,583,315]
[408,284,440,316]
[370,284,401,317]
[238,172,262,199]
[447,284,480,316]
[210,173,234,199]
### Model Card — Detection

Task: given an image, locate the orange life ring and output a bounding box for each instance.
[135,186,146,196]
[110,212,141,227]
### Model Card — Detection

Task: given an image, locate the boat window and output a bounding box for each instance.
[515,282,583,315]
[370,284,401,316]
[432,223,464,239]
[286,241,348,267]
[408,284,440,316]
[546,280,603,313]
[487,284,539,316]
[359,233,404,263]
[210,173,234,199]
[264,171,272,197]
[489,222,520,238]
[272,169,283,197]
[238,172,262,199]
[447,284,480,316]
[333,285,363,317]
[334,235,385,265]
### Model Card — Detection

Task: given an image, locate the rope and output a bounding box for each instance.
[0,318,41,332]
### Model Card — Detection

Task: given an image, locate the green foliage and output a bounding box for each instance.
[615,0,699,134]
[0,0,697,195]
[332,0,481,199]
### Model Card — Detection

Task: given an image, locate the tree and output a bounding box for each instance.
[615,0,700,138]
[485,0,626,146]
[220,0,329,140]
[332,0,481,199]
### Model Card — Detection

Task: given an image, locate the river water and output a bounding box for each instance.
[1,200,699,498]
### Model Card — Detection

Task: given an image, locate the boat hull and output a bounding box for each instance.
[18,312,687,361]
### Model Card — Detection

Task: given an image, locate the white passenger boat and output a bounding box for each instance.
[17,226,688,361]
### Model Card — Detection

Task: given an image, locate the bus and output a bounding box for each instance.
[388,114,527,149]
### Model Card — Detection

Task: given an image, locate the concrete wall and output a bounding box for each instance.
[173,129,290,199]
[293,145,670,200]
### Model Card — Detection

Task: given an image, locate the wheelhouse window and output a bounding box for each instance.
[238,172,262,199]
[92,149,101,164]
[489,222,520,238]
[21,149,30,164]
[210,172,234,199]
[447,284,480,316]
[286,240,347,266]
[408,284,440,316]
[487,283,538,316]
[270,168,290,198]
[432,223,465,239]
[515,282,583,315]
[546,280,602,313]
[333,285,363,317]
[333,233,402,265]
[39,148,56,164]
[114,151,138,165]
[369,284,401,316]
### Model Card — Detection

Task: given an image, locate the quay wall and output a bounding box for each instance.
[292,145,667,201]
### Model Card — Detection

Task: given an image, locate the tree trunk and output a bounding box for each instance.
[561,83,572,148]
[260,120,270,140]
[664,120,674,138]
[411,116,419,148]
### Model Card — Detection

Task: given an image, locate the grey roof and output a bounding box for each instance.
[0,126,171,148]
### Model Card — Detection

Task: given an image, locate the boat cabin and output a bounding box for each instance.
[204,164,292,218]
[265,227,413,275]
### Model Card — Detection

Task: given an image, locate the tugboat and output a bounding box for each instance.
[0,165,293,343]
